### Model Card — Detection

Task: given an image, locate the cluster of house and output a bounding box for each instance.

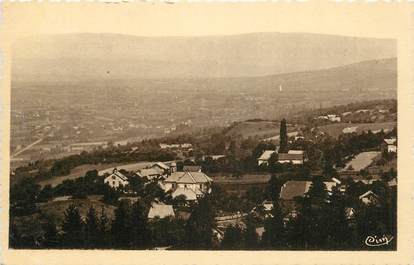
[257,147,306,166]
[383,137,397,153]
[254,176,395,229]
[103,161,213,203]
[159,143,193,150]
[316,114,341,122]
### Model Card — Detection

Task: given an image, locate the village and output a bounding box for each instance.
[9,99,397,250]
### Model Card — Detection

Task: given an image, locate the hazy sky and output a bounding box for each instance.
[2,2,408,41]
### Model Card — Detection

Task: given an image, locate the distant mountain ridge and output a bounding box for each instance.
[12,32,396,82]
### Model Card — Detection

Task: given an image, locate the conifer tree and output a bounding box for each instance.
[85,206,99,248]
[130,200,151,249]
[61,204,84,248]
[325,187,354,249]
[244,215,259,249]
[42,217,59,248]
[221,225,244,250]
[261,202,285,249]
[111,200,132,248]
[97,206,110,248]
[279,119,288,153]
[185,197,215,249]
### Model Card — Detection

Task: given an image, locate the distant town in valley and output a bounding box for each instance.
[10,32,397,250]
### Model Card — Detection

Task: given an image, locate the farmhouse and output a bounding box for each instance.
[327,114,341,122]
[152,162,172,174]
[148,202,175,219]
[343,126,358,134]
[135,167,165,181]
[384,138,397,153]
[135,162,177,180]
[163,171,213,200]
[278,150,305,164]
[104,168,129,189]
[257,150,277,166]
[359,190,380,205]
[159,143,193,150]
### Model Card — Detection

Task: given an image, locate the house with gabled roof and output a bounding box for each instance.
[135,161,177,180]
[278,150,306,165]
[258,150,277,166]
[359,190,380,205]
[163,171,213,200]
[104,168,129,189]
[152,162,171,173]
[384,138,397,153]
[135,167,165,181]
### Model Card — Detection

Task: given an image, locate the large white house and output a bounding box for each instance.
[104,168,129,189]
[163,171,213,200]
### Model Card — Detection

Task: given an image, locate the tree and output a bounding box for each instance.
[307,176,328,206]
[150,217,186,247]
[296,177,330,249]
[221,225,244,250]
[265,175,283,201]
[244,215,259,249]
[97,207,110,248]
[128,176,145,195]
[111,200,132,248]
[261,202,285,249]
[279,119,288,153]
[143,182,165,203]
[246,186,265,205]
[85,207,99,248]
[325,187,354,249]
[185,197,215,249]
[61,204,84,248]
[42,217,59,248]
[102,185,120,205]
[10,177,40,216]
[38,184,54,202]
[129,200,151,248]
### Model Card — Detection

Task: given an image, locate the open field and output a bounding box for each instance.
[342,151,381,171]
[37,161,152,188]
[224,120,302,140]
[318,121,396,138]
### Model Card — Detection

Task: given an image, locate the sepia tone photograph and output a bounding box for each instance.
[1,2,408,257]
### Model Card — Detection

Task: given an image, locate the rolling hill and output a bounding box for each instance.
[12,32,396,82]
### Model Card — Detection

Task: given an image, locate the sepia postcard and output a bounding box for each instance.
[1,1,414,265]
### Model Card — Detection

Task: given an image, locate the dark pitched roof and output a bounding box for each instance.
[278,153,304,161]
[165,171,212,184]
[279,181,311,200]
